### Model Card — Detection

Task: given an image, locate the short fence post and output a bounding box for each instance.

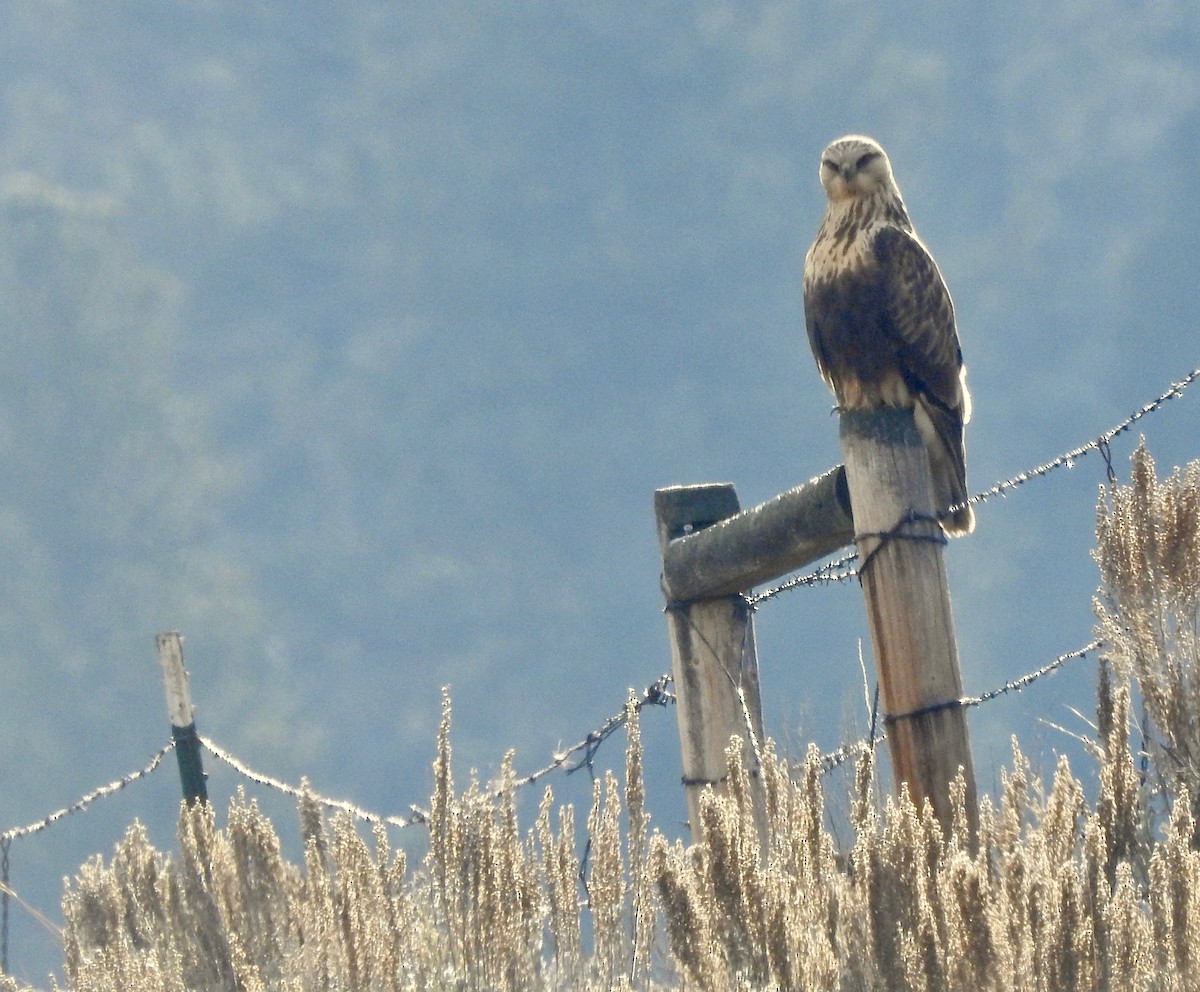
[838,408,977,835]
[156,632,208,806]
[655,484,767,840]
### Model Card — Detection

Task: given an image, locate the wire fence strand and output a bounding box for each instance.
[819,638,1103,772]
[0,742,176,843]
[198,735,429,828]
[0,635,1126,845]
[747,550,859,606]
[967,368,1200,510]
[198,635,1105,812]
[513,673,675,789]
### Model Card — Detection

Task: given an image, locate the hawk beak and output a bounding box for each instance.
[827,174,856,201]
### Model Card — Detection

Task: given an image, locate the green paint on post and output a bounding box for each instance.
[171,721,208,805]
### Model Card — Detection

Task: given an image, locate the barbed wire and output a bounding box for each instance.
[0,637,1118,855]
[197,735,429,828]
[513,673,675,789]
[0,742,175,843]
[195,678,676,829]
[0,372,1188,977]
[748,367,1200,607]
[746,550,859,606]
[165,678,675,833]
[0,680,678,851]
[966,368,1200,510]
[966,638,1102,710]
[820,638,1103,772]
[0,633,1094,976]
[885,639,1105,727]
[0,742,177,969]
[0,372,1187,839]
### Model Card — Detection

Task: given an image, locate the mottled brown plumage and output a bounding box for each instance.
[803,135,974,536]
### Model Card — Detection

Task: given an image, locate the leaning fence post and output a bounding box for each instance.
[838,408,977,836]
[156,632,208,806]
[655,484,767,840]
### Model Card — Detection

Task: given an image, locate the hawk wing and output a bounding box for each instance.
[871,224,966,421]
[873,224,974,534]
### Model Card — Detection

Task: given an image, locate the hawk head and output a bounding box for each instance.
[818,135,897,204]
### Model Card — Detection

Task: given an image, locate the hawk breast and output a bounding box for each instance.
[803,224,962,416]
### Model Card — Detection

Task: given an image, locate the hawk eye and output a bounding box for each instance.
[855,151,880,170]
[821,158,839,173]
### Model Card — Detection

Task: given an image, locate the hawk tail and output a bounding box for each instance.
[914,396,974,537]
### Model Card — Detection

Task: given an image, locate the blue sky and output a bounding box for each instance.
[1,1,1198,982]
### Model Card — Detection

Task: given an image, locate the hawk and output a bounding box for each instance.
[802,135,974,536]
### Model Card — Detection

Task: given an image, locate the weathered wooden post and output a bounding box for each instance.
[839,408,976,834]
[156,632,209,805]
[655,484,766,837]
[660,466,854,601]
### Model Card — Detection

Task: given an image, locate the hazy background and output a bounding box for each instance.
[1,1,1198,982]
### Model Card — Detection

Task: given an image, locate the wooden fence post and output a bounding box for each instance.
[655,484,767,839]
[659,466,853,601]
[838,408,976,835]
[156,632,209,806]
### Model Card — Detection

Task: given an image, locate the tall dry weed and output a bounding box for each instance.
[1096,440,1200,844]
[56,699,1200,992]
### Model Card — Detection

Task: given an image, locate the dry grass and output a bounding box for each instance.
[25,442,1200,990]
[1095,439,1200,847]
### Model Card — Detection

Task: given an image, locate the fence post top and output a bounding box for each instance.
[653,483,741,550]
